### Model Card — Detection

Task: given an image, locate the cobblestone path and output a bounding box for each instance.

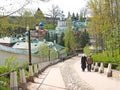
[60,57,94,90]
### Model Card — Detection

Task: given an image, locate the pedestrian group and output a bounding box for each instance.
[81,54,93,72]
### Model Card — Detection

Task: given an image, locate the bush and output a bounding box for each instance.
[83,45,91,55]
[0,55,20,90]
[92,51,120,64]
[4,55,19,70]
[116,66,120,71]
[22,61,29,76]
[92,50,120,70]
[0,66,10,90]
[0,66,11,74]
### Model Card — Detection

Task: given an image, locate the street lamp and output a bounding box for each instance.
[26,25,32,65]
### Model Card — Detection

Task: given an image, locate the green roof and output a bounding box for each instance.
[74,22,87,28]
[54,44,65,51]
[48,30,56,33]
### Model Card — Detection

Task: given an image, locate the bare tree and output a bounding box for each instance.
[46,5,61,26]
[0,0,50,18]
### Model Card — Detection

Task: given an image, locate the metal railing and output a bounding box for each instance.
[0,51,76,89]
[0,58,60,89]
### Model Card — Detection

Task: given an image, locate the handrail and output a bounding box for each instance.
[0,53,76,89]
[0,72,11,77]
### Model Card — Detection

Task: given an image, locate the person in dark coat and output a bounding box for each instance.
[81,54,87,72]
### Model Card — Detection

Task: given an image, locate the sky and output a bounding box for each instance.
[0,0,88,17]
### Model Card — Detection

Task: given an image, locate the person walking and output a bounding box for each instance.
[86,55,93,72]
[81,54,87,72]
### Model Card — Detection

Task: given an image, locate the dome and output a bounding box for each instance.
[39,22,44,27]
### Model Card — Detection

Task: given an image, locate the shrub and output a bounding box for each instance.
[4,55,19,70]
[116,66,120,71]
[83,45,91,55]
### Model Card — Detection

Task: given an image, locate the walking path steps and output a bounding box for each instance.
[27,55,120,90]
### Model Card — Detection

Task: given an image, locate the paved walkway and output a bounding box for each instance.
[27,55,120,90]
[74,58,120,90]
[27,63,66,90]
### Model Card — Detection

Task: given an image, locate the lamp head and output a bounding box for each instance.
[26,25,29,31]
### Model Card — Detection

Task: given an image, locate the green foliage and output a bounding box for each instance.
[22,10,35,28]
[83,45,91,55]
[0,59,29,90]
[38,44,49,62]
[4,55,19,71]
[44,32,50,41]
[116,66,120,71]
[0,86,8,90]
[92,49,120,70]
[0,17,9,37]
[92,49,120,64]
[34,8,45,24]
[59,32,65,46]
[44,24,55,29]
[0,66,11,74]
[64,17,76,55]
[22,61,29,75]
[87,0,120,55]
[80,29,90,48]
[0,66,11,90]
[38,44,58,61]
[0,76,9,90]
[50,50,57,61]
[0,55,20,90]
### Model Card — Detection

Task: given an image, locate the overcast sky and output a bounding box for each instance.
[0,0,88,17]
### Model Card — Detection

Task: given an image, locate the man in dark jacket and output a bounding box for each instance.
[81,54,87,72]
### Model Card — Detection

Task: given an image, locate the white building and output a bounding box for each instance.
[56,11,67,33]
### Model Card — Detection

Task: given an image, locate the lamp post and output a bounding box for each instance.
[48,48,50,61]
[57,51,59,59]
[26,26,32,65]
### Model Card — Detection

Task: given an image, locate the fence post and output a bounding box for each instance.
[38,63,41,74]
[13,71,18,90]
[10,71,18,90]
[94,62,99,72]
[28,65,34,82]
[20,69,27,90]
[10,72,14,90]
[99,63,104,73]
[34,64,38,77]
[29,65,33,76]
[91,63,94,70]
[107,63,112,77]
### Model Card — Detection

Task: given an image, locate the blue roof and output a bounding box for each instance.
[74,22,86,27]
[39,22,44,26]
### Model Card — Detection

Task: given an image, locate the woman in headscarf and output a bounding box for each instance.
[81,54,87,72]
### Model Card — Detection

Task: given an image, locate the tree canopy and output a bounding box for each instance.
[87,0,120,56]
[64,17,76,55]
